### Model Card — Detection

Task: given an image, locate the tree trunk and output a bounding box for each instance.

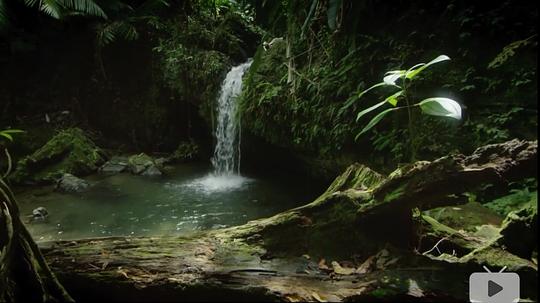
[0,178,73,302]
[41,139,537,301]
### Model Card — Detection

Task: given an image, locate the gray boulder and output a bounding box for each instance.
[56,173,90,193]
[128,153,163,177]
[142,165,163,177]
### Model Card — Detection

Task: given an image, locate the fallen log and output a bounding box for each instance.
[41,139,537,301]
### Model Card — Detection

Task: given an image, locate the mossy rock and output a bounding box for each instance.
[169,141,199,163]
[498,202,537,259]
[11,128,106,184]
[127,153,162,176]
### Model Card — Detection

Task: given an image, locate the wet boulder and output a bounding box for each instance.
[11,128,106,184]
[56,173,90,193]
[31,206,49,222]
[128,153,162,177]
[168,141,200,163]
[99,156,129,174]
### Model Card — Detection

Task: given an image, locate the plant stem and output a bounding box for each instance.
[403,82,416,161]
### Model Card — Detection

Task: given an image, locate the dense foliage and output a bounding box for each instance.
[240,0,537,173]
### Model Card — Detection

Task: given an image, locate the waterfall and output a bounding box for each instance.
[211,59,252,175]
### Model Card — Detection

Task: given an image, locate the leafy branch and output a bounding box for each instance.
[350,55,462,159]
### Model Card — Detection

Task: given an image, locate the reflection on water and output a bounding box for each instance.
[17,163,313,242]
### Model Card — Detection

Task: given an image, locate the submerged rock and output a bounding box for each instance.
[142,165,162,177]
[11,128,106,184]
[31,206,49,222]
[56,173,90,193]
[128,153,162,177]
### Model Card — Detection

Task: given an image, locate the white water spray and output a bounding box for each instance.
[184,60,253,193]
[211,59,252,175]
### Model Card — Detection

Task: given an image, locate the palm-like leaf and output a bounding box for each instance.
[0,0,9,28]
[40,0,63,18]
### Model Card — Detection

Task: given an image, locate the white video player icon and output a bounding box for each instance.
[469,266,520,303]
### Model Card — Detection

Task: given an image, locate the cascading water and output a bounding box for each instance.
[184,59,253,193]
[211,59,253,175]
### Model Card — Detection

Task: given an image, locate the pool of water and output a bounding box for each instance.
[16,163,317,242]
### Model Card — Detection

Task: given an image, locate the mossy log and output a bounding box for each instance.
[0,178,73,302]
[42,139,537,301]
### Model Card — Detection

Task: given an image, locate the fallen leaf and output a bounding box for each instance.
[318,258,329,271]
[356,255,376,274]
[407,279,425,297]
[383,257,400,268]
[101,261,109,270]
[284,294,303,302]
[331,261,355,275]
[311,292,327,302]
[375,249,390,269]
[117,267,129,279]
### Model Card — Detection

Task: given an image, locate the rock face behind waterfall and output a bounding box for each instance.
[211,60,252,175]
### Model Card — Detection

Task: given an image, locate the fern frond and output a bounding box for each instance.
[40,0,63,19]
[0,0,9,29]
[134,0,169,17]
[57,0,107,18]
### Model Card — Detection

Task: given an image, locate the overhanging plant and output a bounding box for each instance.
[352,55,462,159]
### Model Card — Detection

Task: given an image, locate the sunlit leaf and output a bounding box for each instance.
[419,97,462,119]
[383,72,404,85]
[0,129,25,141]
[406,55,450,79]
[384,70,406,76]
[384,90,403,106]
[0,132,13,141]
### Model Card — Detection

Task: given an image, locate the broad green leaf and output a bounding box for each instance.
[356,107,400,138]
[384,90,403,106]
[0,132,13,141]
[384,70,406,76]
[0,129,25,141]
[356,100,387,121]
[0,129,24,134]
[357,82,386,99]
[419,97,462,119]
[404,63,425,77]
[406,55,450,79]
[383,72,404,85]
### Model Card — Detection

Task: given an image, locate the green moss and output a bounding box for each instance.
[371,287,399,298]
[484,189,537,217]
[323,163,385,196]
[170,141,199,163]
[382,184,407,203]
[11,128,106,184]
[424,202,503,232]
